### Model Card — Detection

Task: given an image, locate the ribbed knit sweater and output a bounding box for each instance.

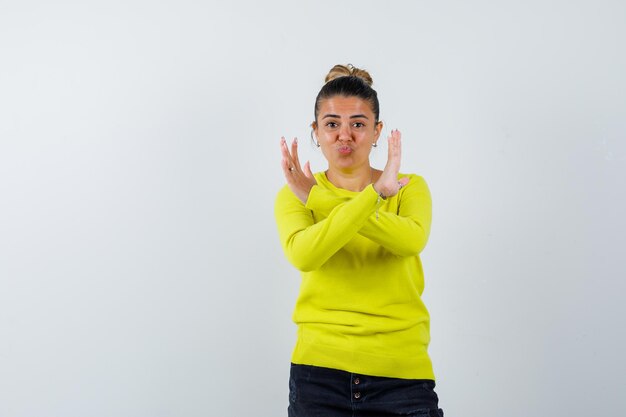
[275,172,434,379]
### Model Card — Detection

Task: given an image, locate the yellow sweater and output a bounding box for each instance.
[274,172,434,380]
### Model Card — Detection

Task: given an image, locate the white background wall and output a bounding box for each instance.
[1,1,624,416]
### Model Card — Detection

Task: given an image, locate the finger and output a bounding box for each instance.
[387,131,397,158]
[290,137,302,171]
[303,160,313,179]
[281,137,296,168]
[283,159,300,183]
[280,136,290,158]
[281,158,293,179]
[388,129,402,159]
[395,130,402,153]
[396,130,402,158]
[390,129,401,144]
[398,177,410,188]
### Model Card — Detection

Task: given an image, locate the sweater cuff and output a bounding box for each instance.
[365,184,385,207]
[304,185,318,210]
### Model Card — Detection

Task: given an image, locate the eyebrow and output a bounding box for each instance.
[322,114,370,120]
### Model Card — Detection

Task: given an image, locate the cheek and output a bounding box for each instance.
[318,145,333,162]
[318,131,334,143]
[360,130,377,142]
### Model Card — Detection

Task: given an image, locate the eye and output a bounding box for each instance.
[325,121,338,128]
[352,122,365,128]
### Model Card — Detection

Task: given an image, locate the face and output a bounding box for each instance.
[313,95,382,172]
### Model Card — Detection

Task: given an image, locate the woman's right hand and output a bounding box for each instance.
[373,129,410,199]
[280,137,317,204]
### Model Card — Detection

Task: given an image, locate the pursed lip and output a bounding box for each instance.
[337,145,353,155]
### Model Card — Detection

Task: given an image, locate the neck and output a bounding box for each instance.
[326,164,374,192]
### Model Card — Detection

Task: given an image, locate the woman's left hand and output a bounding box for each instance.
[373,129,410,198]
[280,137,317,204]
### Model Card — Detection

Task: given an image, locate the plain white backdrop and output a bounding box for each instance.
[1,1,625,416]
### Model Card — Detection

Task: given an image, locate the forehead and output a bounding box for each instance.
[318,95,374,117]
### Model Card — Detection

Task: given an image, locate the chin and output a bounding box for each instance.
[334,161,360,171]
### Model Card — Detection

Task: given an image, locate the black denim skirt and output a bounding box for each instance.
[288,363,444,417]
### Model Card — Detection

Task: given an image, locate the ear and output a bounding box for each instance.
[310,121,319,145]
[374,121,383,140]
[311,121,319,138]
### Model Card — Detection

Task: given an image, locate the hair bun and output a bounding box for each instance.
[324,64,373,86]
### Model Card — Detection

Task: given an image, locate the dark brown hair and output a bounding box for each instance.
[314,64,380,123]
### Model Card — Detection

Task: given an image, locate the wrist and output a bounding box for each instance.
[372,183,387,200]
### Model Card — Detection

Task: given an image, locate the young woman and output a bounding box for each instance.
[275,64,443,417]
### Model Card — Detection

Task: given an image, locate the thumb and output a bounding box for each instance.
[398,177,410,187]
[303,161,313,178]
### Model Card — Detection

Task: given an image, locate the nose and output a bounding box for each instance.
[338,124,351,141]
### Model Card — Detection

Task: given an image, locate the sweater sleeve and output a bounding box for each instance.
[274,184,384,272]
[360,175,432,256]
[303,175,432,257]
